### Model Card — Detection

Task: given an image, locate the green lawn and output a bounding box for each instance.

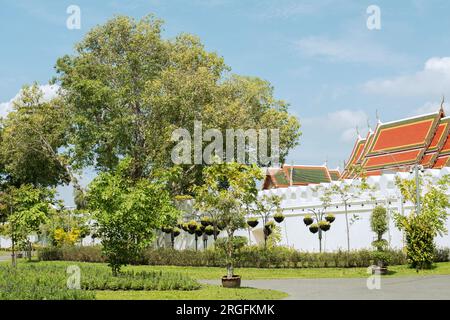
[96,285,287,300]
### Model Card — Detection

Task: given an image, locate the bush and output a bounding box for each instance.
[215,236,248,252]
[0,264,95,300]
[38,245,106,263]
[0,262,199,299]
[39,245,450,269]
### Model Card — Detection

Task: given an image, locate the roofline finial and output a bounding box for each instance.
[376,109,381,124]
[440,95,445,113]
[356,125,361,139]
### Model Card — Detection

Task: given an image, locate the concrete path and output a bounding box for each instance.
[202,275,450,300]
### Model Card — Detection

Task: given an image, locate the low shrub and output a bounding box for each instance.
[38,245,450,269]
[0,262,200,300]
[38,245,106,263]
[0,264,95,300]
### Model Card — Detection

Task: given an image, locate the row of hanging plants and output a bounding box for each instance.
[303,214,335,234]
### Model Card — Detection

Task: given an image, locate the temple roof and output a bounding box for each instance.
[329,169,341,181]
[262,165,338,189]
[343,107,450,176]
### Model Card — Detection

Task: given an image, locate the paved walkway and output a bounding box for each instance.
[202,275,450,299]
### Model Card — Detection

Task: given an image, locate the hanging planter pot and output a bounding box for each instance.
[303,215,314,226]
[188,220,198,231]
[318,221,331,232]
[162,226,173,234]
[274,213,285,223]
[200,216,212,227]
[195,227,203,237]
[181,223,190,232]
[173,227,181,237]
[247,218,259,228]
[204,225,214,236]
[264,221,275,236]
[309,223,319,234]
[325,214,335,223]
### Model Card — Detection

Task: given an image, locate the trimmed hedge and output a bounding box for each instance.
[38,245,106,263]
[0,262,199,300]
[38,245,450,268]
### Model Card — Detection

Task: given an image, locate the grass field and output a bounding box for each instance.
[96,285,288,300]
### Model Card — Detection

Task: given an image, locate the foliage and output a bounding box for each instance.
[324,176,375,251]
[38,245,450,268]
[38,245,107,262]
[0,184,55,263]
[40,206,91,246]
[252,194,282,247]
[371,206,388,239]
[0,84,71,187]
[0,262,199,300]
[55,15,300,192]
[394,175,450,270]
[87,158,179,274]
[370,206,388,252]
[0,264,95,300]
[215,236,248,253]
[193,160,263,278]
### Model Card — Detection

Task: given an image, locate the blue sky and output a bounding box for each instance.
[2,0,450,204]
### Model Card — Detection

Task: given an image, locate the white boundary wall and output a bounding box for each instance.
[2,168,450,251]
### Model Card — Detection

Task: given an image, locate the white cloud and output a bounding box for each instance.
[294,36,407,65]
[0,84,59,119]
[302,109,369,142]
[363,57,450,96]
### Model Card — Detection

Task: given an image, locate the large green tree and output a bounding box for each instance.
[55,15,300,192]
[0,84,71,187]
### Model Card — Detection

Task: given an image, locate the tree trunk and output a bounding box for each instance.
[344,203,350,252]
[318,229,322,253]
[226,231,234,279]
[171,232,175,249]
[11,237,16,268]
[27,240,32,261]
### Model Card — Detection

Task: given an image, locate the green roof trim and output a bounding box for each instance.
[329,171,340,181]
[273,170,289,185]
[292,167,330,184]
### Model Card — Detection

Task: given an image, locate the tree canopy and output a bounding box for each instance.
[55,15,300,192]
